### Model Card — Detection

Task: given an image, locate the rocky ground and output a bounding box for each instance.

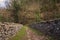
[1,21,59,40]
[0,22,23,40]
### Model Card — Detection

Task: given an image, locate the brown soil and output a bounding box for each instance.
[26,27,49,40]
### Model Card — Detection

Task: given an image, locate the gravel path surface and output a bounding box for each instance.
[26,27,48,40]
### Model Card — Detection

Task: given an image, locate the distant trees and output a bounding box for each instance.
[39,0,60,20]
[6,0,21,23]
[4,0,60,24]
[10,0,21,23]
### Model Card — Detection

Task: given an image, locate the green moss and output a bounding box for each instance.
[9,26,26,40]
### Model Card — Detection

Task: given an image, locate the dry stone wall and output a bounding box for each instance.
[29,19,60,38]
[0,22,23,40]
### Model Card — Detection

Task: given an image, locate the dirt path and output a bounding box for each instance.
[26,27,48,40]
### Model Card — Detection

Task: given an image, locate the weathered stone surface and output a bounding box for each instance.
[29,19,60,39]
[0,22,23,40]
